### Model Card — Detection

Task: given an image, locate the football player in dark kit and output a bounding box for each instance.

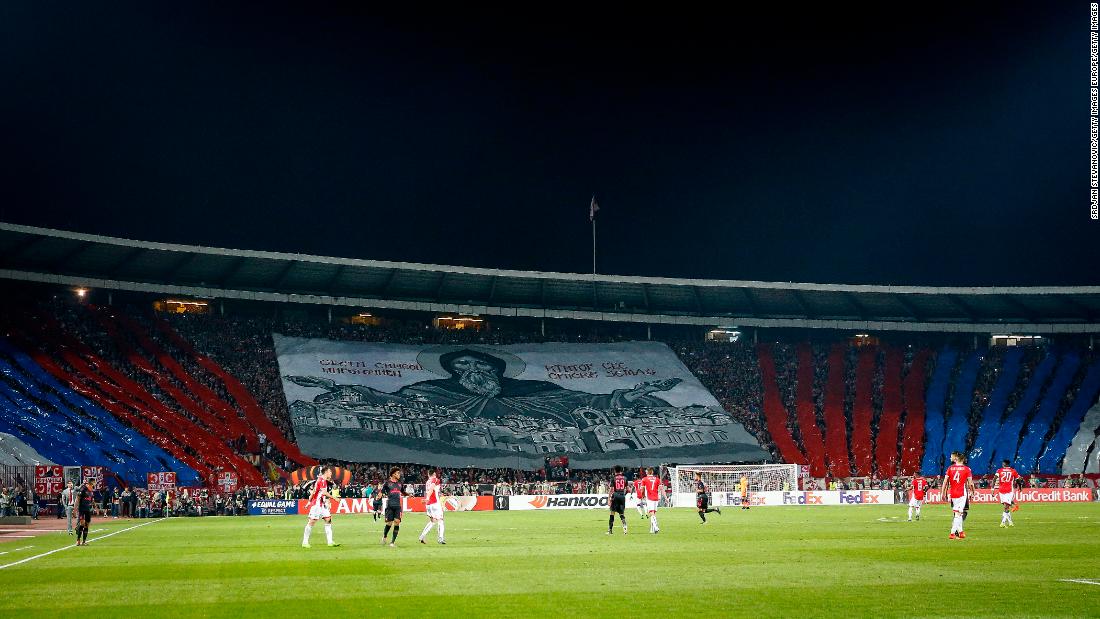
[695,472,721,523]
[606,466,629,535]
[371,488,384,522]
[380,468,410,547]
[74,480,96,546]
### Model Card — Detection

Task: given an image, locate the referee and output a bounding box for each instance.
[74,480,95,547]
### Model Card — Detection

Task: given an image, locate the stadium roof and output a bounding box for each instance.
[0,222,1098,333]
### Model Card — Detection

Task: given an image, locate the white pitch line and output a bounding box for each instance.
[0,518,165,571]
[1059,578,1100,586]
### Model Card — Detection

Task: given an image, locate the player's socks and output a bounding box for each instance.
[907,506,913,520]
[421,521,434,541]
[698,511,705,523]
[383,524,391,540]
[391,525,400,543]
[437,521,445,542]
[324,523,334,545]
[915,507,920,520]
[302,523,313,545]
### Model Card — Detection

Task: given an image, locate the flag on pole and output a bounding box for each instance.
[589,195,600,222]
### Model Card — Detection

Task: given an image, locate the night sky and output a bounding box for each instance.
[0,3,1094,285]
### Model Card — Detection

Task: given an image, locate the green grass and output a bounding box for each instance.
[1,504,1098,618]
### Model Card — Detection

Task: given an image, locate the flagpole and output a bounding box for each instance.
[590,194,598,275]
[592,216,597,275]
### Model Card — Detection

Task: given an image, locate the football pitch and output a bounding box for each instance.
[1,504,1097,618]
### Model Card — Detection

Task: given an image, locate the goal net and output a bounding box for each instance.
[669,464,798,508]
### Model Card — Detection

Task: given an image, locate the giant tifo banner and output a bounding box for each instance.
[274,337,769,469]
[922,488,1093,504]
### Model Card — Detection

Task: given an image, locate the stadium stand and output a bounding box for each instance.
[920,347,957,475]
[1041,360,1100,473]
[969,347,1024,474]
[987,352,1058,475]
[942,349,984,463]
[1014,351,1081,474]
[1,283,1099,511]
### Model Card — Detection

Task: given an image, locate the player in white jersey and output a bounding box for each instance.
[302,467,340,548]
[418,468,447,545]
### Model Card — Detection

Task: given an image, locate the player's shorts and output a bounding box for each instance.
[950,494,967,513]
[999,492,1014,504]
[609,493,625,514]
[307,504,331,520]
[908,496,924,507]
[372,500,383,512]
[425,503,444,519]
[696,494,709,510]
[384,505,402,522]
[77,510,92,524]
[645,499,658,513]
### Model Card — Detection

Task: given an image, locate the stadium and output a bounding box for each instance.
[1,4,1097,619]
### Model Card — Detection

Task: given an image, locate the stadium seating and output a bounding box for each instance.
[942,349,984,463]
[822,343,851,478]
[849,346,875,477]
[754,345,807,466]
[920,347,957,475]
[793,344,828,477]
[1040,360,1100,473]
[968,347,1023,474]
[0,338,200,486]
[1014,351,1081,474]
[2,295,1098,492]
[987,352,1058,474]
[897,348,930,476]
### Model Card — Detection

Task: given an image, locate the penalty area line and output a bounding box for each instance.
[1059,578,1100,586]
[0,518,166,571]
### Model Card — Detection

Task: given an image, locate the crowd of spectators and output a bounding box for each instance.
[8,297,1100,503]
[0,484,34,517]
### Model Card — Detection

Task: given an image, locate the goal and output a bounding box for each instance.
[669,464,798,508]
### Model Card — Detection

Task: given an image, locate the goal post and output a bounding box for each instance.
[669,464,798,508]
